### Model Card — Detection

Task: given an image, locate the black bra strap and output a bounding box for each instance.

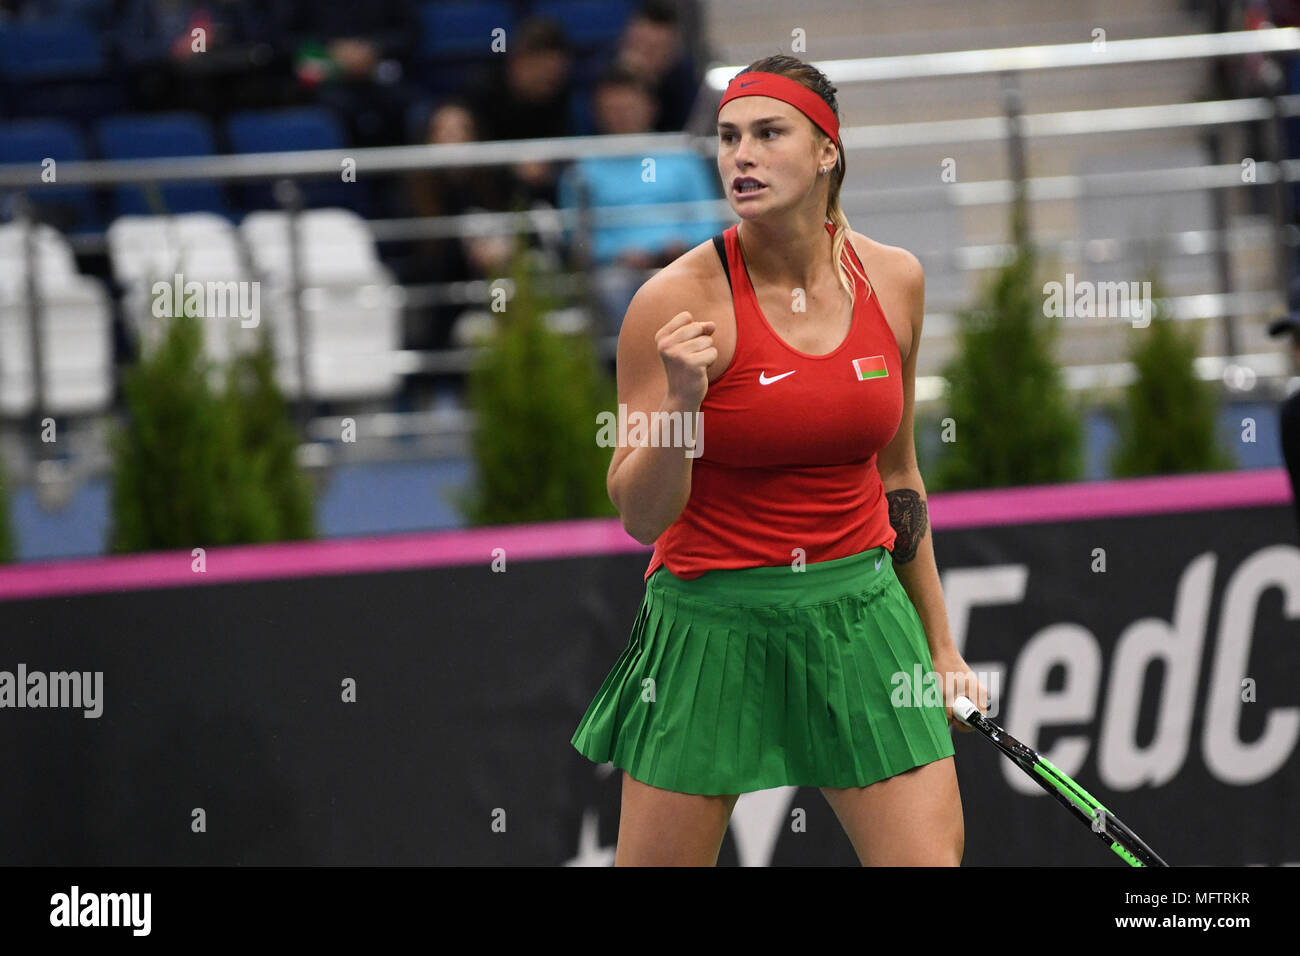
[713,225,869,300]
[712,232,731,288]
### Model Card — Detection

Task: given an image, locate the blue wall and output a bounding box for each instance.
[8,402,1292,562]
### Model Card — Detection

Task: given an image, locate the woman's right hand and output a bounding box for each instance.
[656,311,716,409]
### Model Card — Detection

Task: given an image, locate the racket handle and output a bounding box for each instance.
[953,695,979,725]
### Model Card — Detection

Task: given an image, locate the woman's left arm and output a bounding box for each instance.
[872,248,955,659]
[872,246,988,723]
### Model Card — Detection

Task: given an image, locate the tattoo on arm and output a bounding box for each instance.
[885,488,928,564]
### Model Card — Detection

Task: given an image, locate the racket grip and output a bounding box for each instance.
[953,695,979,725]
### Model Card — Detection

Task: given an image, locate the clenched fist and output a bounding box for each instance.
[656,311,717,409]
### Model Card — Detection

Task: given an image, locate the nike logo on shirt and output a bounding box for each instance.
[875,556,884,570]
[758,370,796,385]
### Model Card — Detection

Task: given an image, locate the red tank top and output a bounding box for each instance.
[644,221,903,581]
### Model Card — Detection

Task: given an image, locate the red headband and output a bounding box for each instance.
[717,72,841,153]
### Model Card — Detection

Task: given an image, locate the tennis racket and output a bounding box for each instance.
[953,695,1169,867]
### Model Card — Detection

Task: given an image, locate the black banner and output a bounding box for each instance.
[0,502,1295,867]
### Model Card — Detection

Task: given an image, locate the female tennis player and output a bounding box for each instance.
[571,55,989,866]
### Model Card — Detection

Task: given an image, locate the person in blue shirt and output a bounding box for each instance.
[557,62,727,336]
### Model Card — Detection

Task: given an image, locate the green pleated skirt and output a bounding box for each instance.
[570,545,956,795]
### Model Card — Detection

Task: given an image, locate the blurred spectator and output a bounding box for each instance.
[1240,1,1286,94]
[604,0,699,133]
[1266,0,1300,25]
[556,62,725,335]
[114,0,288,118]
[461,16,576,207]
[1229,2,1300,222]
[272,0,419,147]
[400,98,528,353]
[1268,277,1300,538]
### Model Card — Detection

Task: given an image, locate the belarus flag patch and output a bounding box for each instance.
[852,355,888,380]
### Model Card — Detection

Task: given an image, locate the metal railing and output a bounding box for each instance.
[1,25,1298,454]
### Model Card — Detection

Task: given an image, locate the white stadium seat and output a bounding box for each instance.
[106,212,245,287]
[107,213,254,365]
[240,208,384,285]
[239,208,402,401]
[0,223,112,415]
[0,221,79,279]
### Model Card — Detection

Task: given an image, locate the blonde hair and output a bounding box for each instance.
[732,55,872,308]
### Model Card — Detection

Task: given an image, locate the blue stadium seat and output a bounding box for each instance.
[533,0,633,50]
[226,107,346,154]
[0,19,125,122]
[417,1,515,56]
[224,107,369,214]
[569,88,596,137]
[16,1,114,31]
[414,1,514,96]
[0,20,103,83]
[406,99,436,143]
[95,112,228,218]
[0,120,100,234]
